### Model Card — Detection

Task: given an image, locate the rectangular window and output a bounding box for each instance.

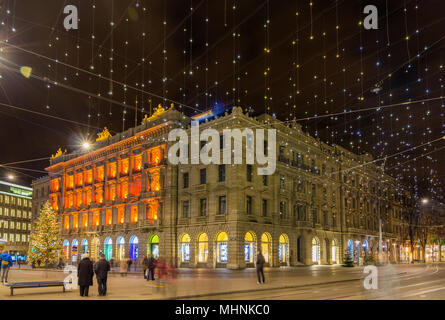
[183,201,190,218]
[323,211,328,226]
[280,175,285,189]
[247,165,252,182]
[262,199,267,217]
[218,165,226,182]
[218,196,226,214]
[246,196,252,214]
[183,172,189,188]
[280,201,286,218]
[262,175,268,186]
[200,169,206,185]
[200,199,207,216]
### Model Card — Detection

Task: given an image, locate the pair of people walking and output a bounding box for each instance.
[146,254,157,281]
[77,253,110,297]
[0,250,13,283]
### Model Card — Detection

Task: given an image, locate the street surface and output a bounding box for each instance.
[1,263,445,299]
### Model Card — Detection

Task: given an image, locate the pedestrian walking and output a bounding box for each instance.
[147,254,156,281]
[77,254,94,297]
[256,251,265,284]
[94,253,111,296]
[0,250,13,283]
[120,258,128,277]
[127,258,133,272]
[142,256,148,279]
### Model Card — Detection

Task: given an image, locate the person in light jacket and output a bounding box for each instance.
[120,258,128,277]
[77,254,94,297]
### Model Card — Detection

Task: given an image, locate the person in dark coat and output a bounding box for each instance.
[256,251,266,284]
[142,256,148,279]
[146,255,156,281]
[94,253,111,296]
[77,254,94,297]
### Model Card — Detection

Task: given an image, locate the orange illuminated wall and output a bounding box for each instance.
[119,181,128,199]
[85,189,92,206]
[95,188,104,204]
[107,183,116,201]
[108,162,117,179]
[50,194,58,210]
[66,175,74,189]
[120,158,129,175]
[117,207,125,224]
[146,201,159,220]
[93,211,100,226]
[130,205,138,223]
[66,193,74,208]
[85,169,93,184]
[51,179,60,192]
[95,166,104,182]
[150,170,161,191]
[133,154,142,172]
[75,172,83,187]
[106,209,112,225]
[132,176,141,197]
[64,216,69,230]
[73,213,79,229]
[82,213,88,228]
[75,190,82,207]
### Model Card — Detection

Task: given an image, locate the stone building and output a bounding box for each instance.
[41,105,412,268]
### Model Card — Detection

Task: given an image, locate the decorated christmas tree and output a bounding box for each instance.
[28,201,62,266]
[342,251,354,267]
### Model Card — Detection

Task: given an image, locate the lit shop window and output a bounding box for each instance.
[279,234,289,264]
[197,233,209,263]
[180,234,191,262]
[312,237,321,264]
[148,235,160,258]
[129,235,139,261]
[104,237,112,260]
[244,232,255,263]
[116,236,125,260]
[216,232,228,263]
[261,233,271,263]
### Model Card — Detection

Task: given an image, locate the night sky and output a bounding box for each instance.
[0,0,444,201]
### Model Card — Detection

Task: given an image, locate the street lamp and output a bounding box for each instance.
[7,174,14,180]
[421,198,429,205]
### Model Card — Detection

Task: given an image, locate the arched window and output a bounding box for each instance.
[331,239,338,264]
[63,240,69,260]
[104,237,112,260]
[362,240,369,254]
[261,233,272,263]
[347,239,354,259]
[312,237,320,264]
[81,239,88,254]
[116,236,125,260]
[180,234,191,263]
[129,236,139,260]
[71,239,79,261]
[279,234,289,264]
[147,234,160,258]
[244,232,256,264]
[197,233,208,263]
[216,232,228,263]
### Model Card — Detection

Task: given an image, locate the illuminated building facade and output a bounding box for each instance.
[43,105,413,268]
[0,180,33,261]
